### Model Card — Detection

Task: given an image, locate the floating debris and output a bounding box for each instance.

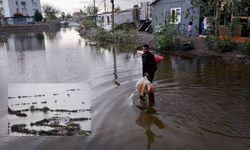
[41,101,47,104]
[8,97,15,99]
[32,102,37,105]
[67,94,70,97]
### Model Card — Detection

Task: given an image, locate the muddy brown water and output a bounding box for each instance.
[0,28,250,150]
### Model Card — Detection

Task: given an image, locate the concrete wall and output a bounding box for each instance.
[151,0,200,36]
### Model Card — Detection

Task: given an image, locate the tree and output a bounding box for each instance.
[34,10,43,22]
[84,5,98,16]
[42,4,59,20]
[61,12,65,20]
[65,13,72,20]
[114,6,121,12]
[191,0,250,35]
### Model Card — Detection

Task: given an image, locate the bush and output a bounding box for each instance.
[216,38,235,52]
[34,10,43,22]
[243,40,250,53]
[96,29,111,43]
[115,31,132,44]
[155,24,180,50]
[115,23,135,31]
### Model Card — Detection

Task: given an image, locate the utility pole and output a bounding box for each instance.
[93,0,96,25]
[111,0,114,32]
[104,0,107,12]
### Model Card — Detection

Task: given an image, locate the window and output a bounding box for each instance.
[170,8,181,24]
[16,1,18,6]
[21,1,26,7]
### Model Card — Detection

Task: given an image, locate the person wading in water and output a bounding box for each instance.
[141,44,157,106]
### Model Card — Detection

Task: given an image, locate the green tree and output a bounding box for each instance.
[33,10,43,22]
[61,12,65,20]
[65,13,72,20]
[42,4,59,20]
[84,5,98,16]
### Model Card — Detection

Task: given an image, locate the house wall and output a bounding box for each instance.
[151,0,200,36]
[97,10,133,31]
[0,0,4,15]
[3,0,41,17]
[140,2,151,21]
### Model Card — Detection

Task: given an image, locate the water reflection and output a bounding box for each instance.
[112,47,120,87]
[4,32,45,51]
[136,110,165,150]
[45,30,61,42]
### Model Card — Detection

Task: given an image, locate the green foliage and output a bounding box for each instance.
[84,5,98,16]
[115,31,132,44]
[115,23,135,31]
[216,38,235,52]
[73,9,87,22]
[155,24,180,50]
[96,29,111,43]
[65,13,72,20]
[95,29,138,49]
[33,10,43,22]
[80,17,96,29]
[243,40,250,53]
[42,4,59,20]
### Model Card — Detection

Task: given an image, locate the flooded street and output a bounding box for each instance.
[0,28,250,149]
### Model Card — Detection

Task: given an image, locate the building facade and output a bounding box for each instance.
[150,0,200,35]
[1,0,41,24]
[0,0,4,16]
[97,10,134,31]
[3,0,41,17]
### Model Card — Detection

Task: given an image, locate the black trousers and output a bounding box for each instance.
[148,73,154,83]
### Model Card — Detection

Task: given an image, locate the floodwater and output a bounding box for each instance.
[0,28,250,150]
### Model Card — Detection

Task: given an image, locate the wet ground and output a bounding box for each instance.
[0,28,250,150]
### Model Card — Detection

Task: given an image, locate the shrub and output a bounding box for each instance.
[96,29,111,43]
[216,38,235,52]
[34,10,43,22]
[243,40,250,53]
[155,24,180,50]
[115,23,134,31]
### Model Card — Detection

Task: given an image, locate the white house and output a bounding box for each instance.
[97,9,134,31]
[2,0,41,24]
[97,2,152,31]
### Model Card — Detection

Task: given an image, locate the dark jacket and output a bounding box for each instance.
[142,52,157,76]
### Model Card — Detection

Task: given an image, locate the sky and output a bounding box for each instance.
[41,0,153,14]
